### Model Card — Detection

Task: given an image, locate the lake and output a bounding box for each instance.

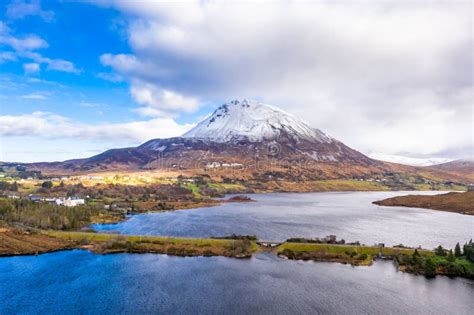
[94,191,474,249]
[2,191,474,314]
[1,250,473,314]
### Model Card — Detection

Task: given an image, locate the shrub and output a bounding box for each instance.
[358,253,368,260]
[424,258,436,277]
[41,181,53,189]
[447,250,455,262]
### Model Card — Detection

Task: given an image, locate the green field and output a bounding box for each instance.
[208,182,247,193]
[278,242,432,256]
[277,242,435,266]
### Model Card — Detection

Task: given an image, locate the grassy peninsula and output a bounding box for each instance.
[0,229,256,258]
[277,242,431,266]
[276,240,474,279]
[373,191,474,215]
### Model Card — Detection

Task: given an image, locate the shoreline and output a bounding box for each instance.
[2,229,472,280]
[88,195,256,227]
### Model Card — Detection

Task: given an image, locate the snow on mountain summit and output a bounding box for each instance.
[182,99,332,143]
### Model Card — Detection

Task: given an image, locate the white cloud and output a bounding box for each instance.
[0,111,194,142]
[100,53,141,74]
[0,21,79,73]
[6,0,54,22]
[0,51,17,63]
[0,22,47,50]
[22,51,81,74]
[96,72,123,82]
[96,1,472,160]
[130,80,199,114]
[46,58,79,73]
[100,53,200,115]
[0,33,48,51]
[20,93,48,100]
[23,62,40,74]
[133,106,168,118]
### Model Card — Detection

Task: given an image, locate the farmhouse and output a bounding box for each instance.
[55,197,85,207]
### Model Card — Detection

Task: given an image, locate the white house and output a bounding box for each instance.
[55,197,85,207]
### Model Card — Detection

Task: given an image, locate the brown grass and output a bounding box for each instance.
[0,228,73,256]
[374,191,474,215]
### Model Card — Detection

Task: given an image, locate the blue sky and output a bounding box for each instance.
[0,1,209,125]
[0,1,472,164]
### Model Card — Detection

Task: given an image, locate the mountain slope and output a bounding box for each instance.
[20,100,471,185]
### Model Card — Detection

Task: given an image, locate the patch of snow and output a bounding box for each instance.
[142,141,167,151]
[303,151,339,162]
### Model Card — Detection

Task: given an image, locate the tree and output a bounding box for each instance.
[424,258,436,277]
[464,240,474,262]
[41,181,53,189]
[447,250,455,262]
[412,249,421,265]
[454,243,462,257]
[435,245,446,256]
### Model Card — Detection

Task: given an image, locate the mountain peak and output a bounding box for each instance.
[182,99,333,143]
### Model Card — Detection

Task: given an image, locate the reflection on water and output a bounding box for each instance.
[94,191,474,248]
[1,250,473,314]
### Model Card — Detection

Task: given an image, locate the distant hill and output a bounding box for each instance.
[423,159,474,183]
[426,159,474,174]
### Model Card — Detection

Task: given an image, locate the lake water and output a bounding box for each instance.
[1,250,473,314]
[94,191,474,249]
[2,191,474,314]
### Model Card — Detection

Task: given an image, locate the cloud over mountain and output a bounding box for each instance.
[0,112,194,142]
[98,1,472,160]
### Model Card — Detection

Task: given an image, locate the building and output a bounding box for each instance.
[467,184,474,192]
[28,195,42,201]
[55,197,85,207]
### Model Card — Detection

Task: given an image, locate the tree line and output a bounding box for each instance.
[0,198,121,230]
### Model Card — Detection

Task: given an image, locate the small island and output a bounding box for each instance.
[373,191,474,215]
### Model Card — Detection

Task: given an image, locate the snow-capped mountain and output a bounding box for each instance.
[183,99,332,143]
[21,99,473,185]
[26,99,389,177]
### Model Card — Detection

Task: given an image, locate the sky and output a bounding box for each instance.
[0,0,472,165]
